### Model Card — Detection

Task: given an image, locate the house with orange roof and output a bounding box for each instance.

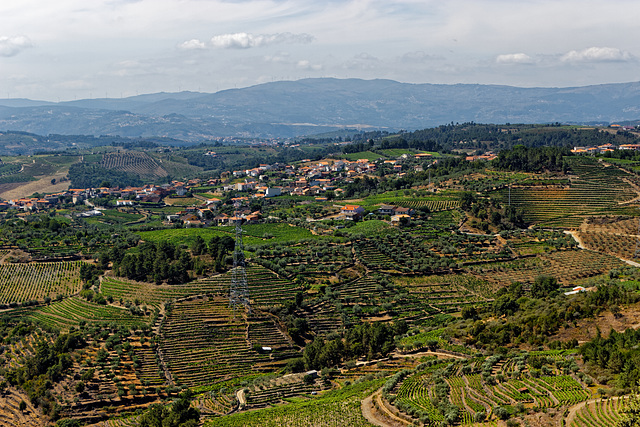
[229,216,243,225]
[245,214,260,224]
[341,204,365,220]
[35,199,51,209]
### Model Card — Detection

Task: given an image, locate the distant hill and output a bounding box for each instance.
[1,78,640,140]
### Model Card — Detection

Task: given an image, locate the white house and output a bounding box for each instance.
[265,187,282,198]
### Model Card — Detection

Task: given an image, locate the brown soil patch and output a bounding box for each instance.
[0,174,70,200]
[552,301,640,343]
[0,182,25,195]
[519,407,564,427]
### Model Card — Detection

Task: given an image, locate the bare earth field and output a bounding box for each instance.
[552,301,640,343]
[0,173,71,200]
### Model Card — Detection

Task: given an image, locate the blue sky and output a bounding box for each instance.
[2,0,639,101]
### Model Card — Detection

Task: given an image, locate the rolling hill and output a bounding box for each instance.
[1,78,640,140]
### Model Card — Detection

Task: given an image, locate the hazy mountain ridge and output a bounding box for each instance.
[1,78,639,140]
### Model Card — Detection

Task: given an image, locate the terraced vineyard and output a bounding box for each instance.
[0,260,84,304]
[0,385,44,427]
[389,354,592,425]
[100,274,230,306]
[574,216,640,261]
[160,296,296,388]
[206,379,383,427]
[569,397,629,427]
[353,240,398,271]
[297,299,344,335]
[354,232,508,274]
[243,373,321,409]
[394,199,461,211]
[4,138,640,427]
[395,275,491,317]
[494,157,639,228]
[101,151,168,178]
[332,275,396,315]
[469,249,625,288]
[102,264,300,310]
[396,373,445,423]
[241,265,302,309]
[255,242,354,276]
[26,297,153,330]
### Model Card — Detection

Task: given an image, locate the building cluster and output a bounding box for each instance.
[465,152,498,162]
[2,180,217,212]
[571,143,617,154]
[376,205,416,223]
[570,143,640,154]
[2,152,435,227]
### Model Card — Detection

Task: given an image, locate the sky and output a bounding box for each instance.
[1,0,640,101]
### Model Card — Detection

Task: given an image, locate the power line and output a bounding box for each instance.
[229,201,250,317]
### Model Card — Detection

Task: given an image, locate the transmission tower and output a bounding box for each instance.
[634,216,640,259]
[229,203,251,316]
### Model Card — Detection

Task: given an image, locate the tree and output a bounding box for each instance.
[460,192,476,210]
[462,306,478,320]
[139,392,199,427]
[530,275,559,299]
[191,235,206,256]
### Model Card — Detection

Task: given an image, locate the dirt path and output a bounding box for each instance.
[390,349,469,360]
[152,303,173,385]
[361,390,411,427]
[361,392,392,427]
[236,389,246,407]
[563,230,585,250]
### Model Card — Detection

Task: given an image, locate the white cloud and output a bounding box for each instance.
[496,53,534,64]
[179,39,207,50]
[0,35,33,57]
[561,47,633,63]
[210,32,314,49]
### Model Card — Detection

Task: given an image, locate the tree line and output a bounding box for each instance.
[300,320,408,371]
[113,241,194,285]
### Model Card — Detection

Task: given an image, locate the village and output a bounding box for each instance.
[0,152,435,227]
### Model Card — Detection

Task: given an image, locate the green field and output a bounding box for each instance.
[341,151,381,161]
[138,223,317,247]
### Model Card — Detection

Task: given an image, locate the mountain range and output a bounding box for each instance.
[1,78,640,140]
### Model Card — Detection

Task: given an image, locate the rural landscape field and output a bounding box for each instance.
[0,123,640,426]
